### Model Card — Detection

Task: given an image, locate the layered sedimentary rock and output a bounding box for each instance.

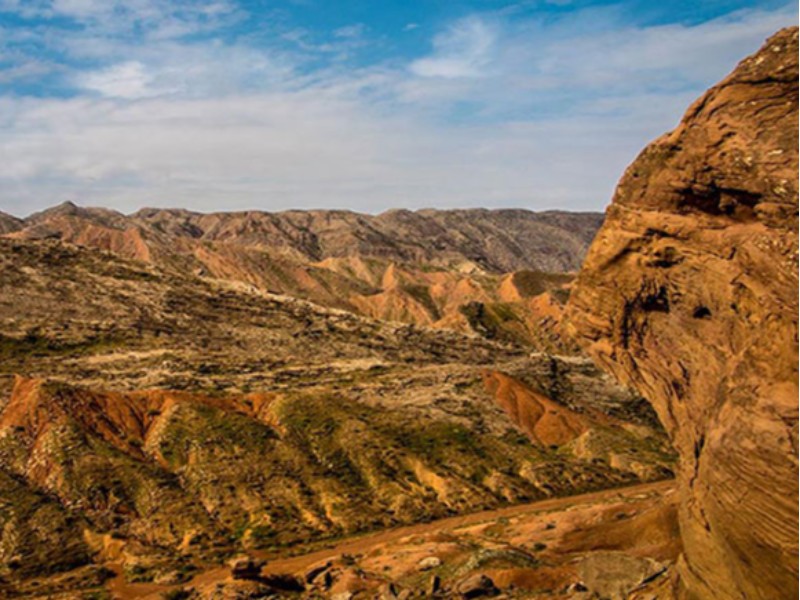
[567,28,798,600]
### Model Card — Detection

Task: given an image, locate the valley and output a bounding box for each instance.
[107,480,679,600]
[0,236,674,598]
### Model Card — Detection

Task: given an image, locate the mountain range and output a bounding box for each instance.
[1,205,602,351]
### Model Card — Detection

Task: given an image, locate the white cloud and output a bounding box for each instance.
[409,16,497,78]
[334,23,366,39]
[517,7,795,90]
[51,0,109,19]
[0,57,56,84]
[400,6,795,114]
[71,43,296,99]
[2,0,243,38]
[79,61,155,98]
[0,3,796,217]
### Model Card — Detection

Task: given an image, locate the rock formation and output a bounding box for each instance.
[567,28,798,600]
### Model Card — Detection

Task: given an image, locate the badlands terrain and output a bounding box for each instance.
[0,25,796,600]
[0,206,600,352]
[0,218,674,599]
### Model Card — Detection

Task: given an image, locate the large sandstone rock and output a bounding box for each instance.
[566,28,798,600]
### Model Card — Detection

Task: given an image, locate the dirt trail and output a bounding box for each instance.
[108,479,674,599]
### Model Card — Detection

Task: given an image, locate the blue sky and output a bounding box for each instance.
[0,0,796,216]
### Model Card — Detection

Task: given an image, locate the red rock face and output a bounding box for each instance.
[566,28,798,600]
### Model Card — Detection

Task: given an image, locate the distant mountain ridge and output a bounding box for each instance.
[9,202,602,273]
[2,202,603,349]
[0,211,22,234]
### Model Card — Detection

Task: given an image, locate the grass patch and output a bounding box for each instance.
[511,270,573,298]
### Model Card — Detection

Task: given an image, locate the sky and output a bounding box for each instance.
[0,0,796,217]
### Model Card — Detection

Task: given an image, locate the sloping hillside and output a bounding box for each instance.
[0,237,673,597]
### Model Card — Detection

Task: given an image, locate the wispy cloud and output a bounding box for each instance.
[78,61,154,98]
[409,16,497,78]
[8,0,242,36]
[0,1,796,216]
[334,23,366,39]
[398,6,795,116]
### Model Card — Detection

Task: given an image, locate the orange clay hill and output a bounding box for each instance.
[3,376,276,465]
[481,371,587,446]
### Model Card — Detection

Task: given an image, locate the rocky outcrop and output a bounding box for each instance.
[566,28,798,600]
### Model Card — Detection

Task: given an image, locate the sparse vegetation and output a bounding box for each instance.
[0,236,674,597]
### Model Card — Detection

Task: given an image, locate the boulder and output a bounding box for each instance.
[577,552,665,600]
[417,556,442,571]
[457,574,500,598]
[227,555,264,580]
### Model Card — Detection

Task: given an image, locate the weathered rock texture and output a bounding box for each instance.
[567,28,798,600]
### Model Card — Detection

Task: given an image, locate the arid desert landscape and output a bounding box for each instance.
[0,3,797,600]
